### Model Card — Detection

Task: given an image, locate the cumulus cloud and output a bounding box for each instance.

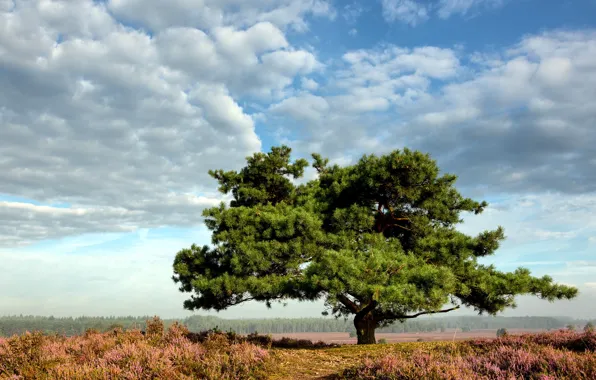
[0,1,324,246]
[269,44,460,155]
[272,30,596,196]
[408,30,596,194]
[107,0,336,33]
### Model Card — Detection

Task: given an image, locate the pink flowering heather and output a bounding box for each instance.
[339,330,596,380]
[0,318,272,379]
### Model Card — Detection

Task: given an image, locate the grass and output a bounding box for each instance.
[269,341,454,379]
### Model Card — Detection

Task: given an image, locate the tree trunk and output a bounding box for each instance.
[354,314,377,344]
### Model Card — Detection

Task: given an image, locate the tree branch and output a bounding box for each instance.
[226,294,286,308]
[355,300,378,321]
[337,294,359,314]
[395,305,460,319]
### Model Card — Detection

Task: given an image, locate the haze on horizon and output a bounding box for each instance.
[1,0,596,321]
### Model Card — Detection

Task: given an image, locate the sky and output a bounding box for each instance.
[1,0,596,320]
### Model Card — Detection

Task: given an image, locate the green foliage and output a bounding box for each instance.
[496,328,508,337]
[172,145,578,344]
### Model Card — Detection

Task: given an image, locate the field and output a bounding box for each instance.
[1,318,594,379]
[269,329,546,344]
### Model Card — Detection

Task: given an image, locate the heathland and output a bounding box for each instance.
[1,316,595,379]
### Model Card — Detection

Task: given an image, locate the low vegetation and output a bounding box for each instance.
[0,317,274,379]
[2,317,595,379]
[336,329,596,379]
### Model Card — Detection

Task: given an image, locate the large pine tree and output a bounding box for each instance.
[172,146,577,344]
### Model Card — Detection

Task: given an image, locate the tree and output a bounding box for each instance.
[496,328,508,337]
[172,146,578,344]
[584,322,594,333]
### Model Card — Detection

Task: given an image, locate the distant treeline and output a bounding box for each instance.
[0,314,591,337]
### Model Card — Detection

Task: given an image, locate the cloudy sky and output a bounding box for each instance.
[1,0,596,320]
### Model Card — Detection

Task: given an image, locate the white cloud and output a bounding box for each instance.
[261,49,321,76]
[342,2,365,24]
[0,0,326,246]
[1,1,596,320]
[0,195,221,246]
[381,0,429,26]
[452,194,596,271]
[437,0,507,19]
[212,22,289,63]
[270,94,329,122]
[276,30,596,196]
[416,107,481,127]
[301,77,319,90]
[107,0,336,32]
[381,0,509,25]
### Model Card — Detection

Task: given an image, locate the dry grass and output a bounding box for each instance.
[269,341,453,379]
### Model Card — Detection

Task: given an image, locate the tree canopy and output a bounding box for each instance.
[172,145,578,344]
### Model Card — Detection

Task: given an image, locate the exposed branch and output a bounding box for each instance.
[375,203,413,233]
[387,264,406,276]
[355,300,378,321]
[337,294,359,314]
[226,295,286,308]
[395,305,460,319]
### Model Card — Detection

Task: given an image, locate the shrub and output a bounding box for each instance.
[0,323,273,379]
[339,329,596,380]
[496,328,508,338]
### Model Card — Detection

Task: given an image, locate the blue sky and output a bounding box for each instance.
[1,0,596,319]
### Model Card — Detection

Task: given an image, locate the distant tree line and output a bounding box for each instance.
[0,315,591,337]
